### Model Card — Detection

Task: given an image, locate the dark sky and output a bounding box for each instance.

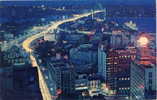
[0,0,155,6]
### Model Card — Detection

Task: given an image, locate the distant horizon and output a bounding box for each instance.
[0,0,155,6]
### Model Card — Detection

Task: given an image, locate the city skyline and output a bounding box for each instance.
[0,1,156,100]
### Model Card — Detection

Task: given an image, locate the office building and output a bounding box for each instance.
[54,63,76,95]
[130,62,145,100]
[70,44,97,65]
[98,43,107,80]
[0,44,3,67]
[0,66,43,100]
[40,59,76,99]
[145,65,157,99]
[106,47,137,96]
[3,46,29,66]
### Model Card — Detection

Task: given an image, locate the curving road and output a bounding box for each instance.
[22,10,103,100]
[22,10,103,53]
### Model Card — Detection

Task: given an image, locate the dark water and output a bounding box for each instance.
[107,17,156,33]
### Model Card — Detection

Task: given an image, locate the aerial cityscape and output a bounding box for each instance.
[0,0,156,100]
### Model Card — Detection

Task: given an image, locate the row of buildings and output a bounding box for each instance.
[34,10,156,100]
[0,64,43,100]
[97,35,156,100]
[0,42,43,100]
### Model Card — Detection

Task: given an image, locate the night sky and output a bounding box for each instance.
[0,0,155,6]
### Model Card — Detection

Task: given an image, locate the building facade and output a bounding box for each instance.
[106,47,137,96]
[70,44,97,65]
[98,43,107,80]
[130,63,145,100]
[3,46,29,66]
[145,66,157,99]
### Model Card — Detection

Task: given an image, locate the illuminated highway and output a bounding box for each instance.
[22,10,103,100]
[22,10,103,53]
[1,25,48,51]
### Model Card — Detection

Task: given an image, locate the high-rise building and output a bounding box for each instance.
[70,44,97,65]
[103,8,107,20]
[107,57,145,100]
[54,63,76,95]
[109,62,145,100]
[106,47,137,96]
[0,66,43,100]
[43,59,76,98]
[0,44,3,67]
[98,43,107,80]
[145,65,157,99]
[130,62,145,100]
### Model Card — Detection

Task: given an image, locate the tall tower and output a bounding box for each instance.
[98,44,107,80]
[0,44,3,67]
[91,9,94,19]
[104,8,107,20]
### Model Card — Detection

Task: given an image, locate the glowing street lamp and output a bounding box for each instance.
[137,36,149,47]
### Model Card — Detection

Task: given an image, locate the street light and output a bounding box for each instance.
[137,36,149,47]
